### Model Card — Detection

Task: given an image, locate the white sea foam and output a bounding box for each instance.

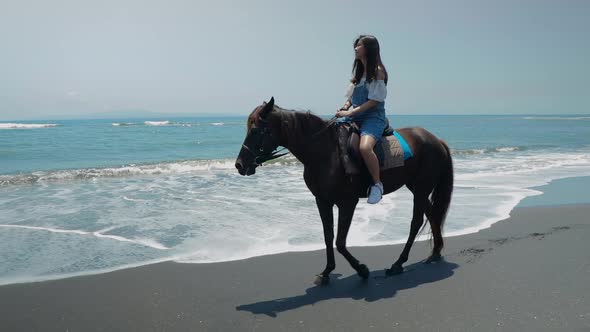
[92,227,169,250]
[495,146,519,152]
[144,120,170,126]
[452,146,522,155]
[112,122,138,126]
[2,146,590,284]
[122,196,146,202]
[211,122,224,126]
[174,148,590,263]
[0,158,264,186]
[113,121,195,127]
[0,224,88,235]
[0,224,169,250]
[0,123,58,129]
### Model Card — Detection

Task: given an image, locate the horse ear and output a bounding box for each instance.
[260,96,275,119]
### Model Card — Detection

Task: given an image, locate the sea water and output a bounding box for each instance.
[1,114,590,285]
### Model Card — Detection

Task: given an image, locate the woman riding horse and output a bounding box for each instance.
[236,97,453,285]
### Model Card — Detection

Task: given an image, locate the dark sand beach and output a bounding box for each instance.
[1,181,590,331]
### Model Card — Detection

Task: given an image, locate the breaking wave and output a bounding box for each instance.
[0,123,58,129]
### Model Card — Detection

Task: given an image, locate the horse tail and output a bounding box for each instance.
[430,140,454,233]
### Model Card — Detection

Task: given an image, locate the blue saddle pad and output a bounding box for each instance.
[393,131,413,160]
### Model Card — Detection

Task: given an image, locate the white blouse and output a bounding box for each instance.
[345,78,387,102]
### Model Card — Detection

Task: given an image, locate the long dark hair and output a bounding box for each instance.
[351,35,388,85]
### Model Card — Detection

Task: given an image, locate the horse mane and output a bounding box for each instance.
[275,106,327,130]
[272,106,334,159]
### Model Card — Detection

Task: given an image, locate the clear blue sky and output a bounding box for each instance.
[1,0,589,120]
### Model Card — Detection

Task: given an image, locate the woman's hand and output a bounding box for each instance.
[335,110,350,118]
[336,108,353,118]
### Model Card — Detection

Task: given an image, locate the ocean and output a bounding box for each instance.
[1,114,590,285]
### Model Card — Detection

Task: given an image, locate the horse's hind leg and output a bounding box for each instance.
[424,202,444,263]
[386,192,428,275]
[314,197,335,285]
[335,198,369,280]
[425,222,443,263]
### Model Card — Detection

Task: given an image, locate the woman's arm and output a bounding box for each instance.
[336,99,378,117]
[336,99,351,116]
[348,100,379,116]
[340,99,352,110]
[336,69,387,118]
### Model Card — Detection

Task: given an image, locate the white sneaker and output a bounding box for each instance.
[367,182,383,204]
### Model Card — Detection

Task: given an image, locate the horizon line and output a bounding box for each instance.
[2,112,590,121]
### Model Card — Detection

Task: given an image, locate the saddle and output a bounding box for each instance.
[337,118,404,176]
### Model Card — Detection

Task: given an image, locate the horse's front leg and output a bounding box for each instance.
[336,198,369,280]
[314,196,335,285]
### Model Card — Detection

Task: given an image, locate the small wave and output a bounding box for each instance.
[214,121,245,126]
[452,146,523,155]
[113,121,237,127]
[144,121,170,126]
[122,196,146,202]
[453,149,486,155]
[495,146,519,152]
[0,123,58,129]
[0,156,292,186]
[112,122,138,127]
[0,153,301,186]
[114,121,194,127]
[523,116,590,121]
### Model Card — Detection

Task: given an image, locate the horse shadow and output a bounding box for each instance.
[236,260,459,317]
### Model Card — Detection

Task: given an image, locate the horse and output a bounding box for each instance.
[235,97,454,285]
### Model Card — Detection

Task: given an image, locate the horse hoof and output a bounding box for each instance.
[424,254,443,264]
[385,264,403,276]
[357,264,370,279]
[314,274,330,286]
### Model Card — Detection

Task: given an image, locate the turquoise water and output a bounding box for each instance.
[2,115,590,176]
[0,118,242,175]
[1,114,590,285]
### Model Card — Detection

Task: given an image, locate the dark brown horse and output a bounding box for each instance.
[235,97,453,285]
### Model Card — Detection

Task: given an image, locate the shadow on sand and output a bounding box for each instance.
[236,260,459,317]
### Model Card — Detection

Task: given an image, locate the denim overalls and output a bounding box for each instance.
[338,79,387,140]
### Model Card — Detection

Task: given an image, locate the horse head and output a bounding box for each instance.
[235,97,284,176]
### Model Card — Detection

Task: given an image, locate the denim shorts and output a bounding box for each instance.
[356,116,386,141]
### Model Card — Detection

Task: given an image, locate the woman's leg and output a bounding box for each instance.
[359,135,380,184]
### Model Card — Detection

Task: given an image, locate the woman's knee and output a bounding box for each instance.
[359,136,376,154]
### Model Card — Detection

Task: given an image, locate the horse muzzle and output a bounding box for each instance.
[235,160,257,176]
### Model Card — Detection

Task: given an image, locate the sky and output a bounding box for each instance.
[1,0,589,120]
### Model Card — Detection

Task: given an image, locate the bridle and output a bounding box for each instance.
[240,126,288,166]
[241,114,338,167]
[240,116,288,167]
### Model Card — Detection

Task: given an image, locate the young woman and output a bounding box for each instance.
[335,35,388,204]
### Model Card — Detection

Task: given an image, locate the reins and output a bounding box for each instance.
[247,114,338,166]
